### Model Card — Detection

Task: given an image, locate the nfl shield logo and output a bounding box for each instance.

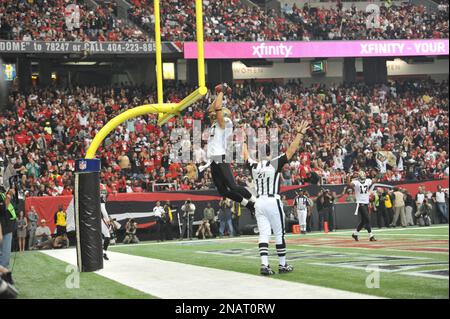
[79,160,87,170]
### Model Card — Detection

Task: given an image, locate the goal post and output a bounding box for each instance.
[74,0,207,272]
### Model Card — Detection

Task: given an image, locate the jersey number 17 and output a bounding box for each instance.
[360,185,369,194]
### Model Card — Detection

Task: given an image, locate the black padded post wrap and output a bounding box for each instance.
[75,159,103,272]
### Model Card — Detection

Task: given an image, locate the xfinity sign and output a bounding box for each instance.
[252,43,293,58]
[184,39,449,59]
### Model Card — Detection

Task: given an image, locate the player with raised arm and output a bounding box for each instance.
[343,171,377,242]
[243,120,310,276]
[200,83,256,213]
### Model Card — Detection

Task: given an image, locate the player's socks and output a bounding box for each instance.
[259,242,269,266]
[240,198,249,206]
[276,243,286,266]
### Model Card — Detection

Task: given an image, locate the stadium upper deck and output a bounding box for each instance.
[0,0,448,42]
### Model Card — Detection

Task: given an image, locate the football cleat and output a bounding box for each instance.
[260,264,275,276]
[278,264,294,274]
[369,236,377,242]
[352,234,359,241]
[103,253,109,261]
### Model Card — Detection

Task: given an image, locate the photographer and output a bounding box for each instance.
[373,188,389,228]
[317,189,335,232]
[180,199,195,240]
[415,198,432,227]
[108,218,121,245]
[123,219,139,244]
[196,219,213,239]
[203,202,217,237]
[403,189,415,226]
[218,197,234,237]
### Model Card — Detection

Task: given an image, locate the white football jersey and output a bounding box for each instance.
[207,117,233,158]
[352,178,372,204]
[294,195,310,211]
[248,154,288,198]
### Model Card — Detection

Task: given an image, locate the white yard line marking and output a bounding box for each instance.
[42,249,383,299]
[296,244,449,255]
[367,234,448,237]
[113,225,449,248]
[401,271,449,280]
[316,226,449,236]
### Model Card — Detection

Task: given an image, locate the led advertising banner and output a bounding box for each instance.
[184,39,449,59]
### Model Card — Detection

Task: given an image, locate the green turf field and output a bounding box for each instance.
[11,225,449,299]
[12,251,154,299]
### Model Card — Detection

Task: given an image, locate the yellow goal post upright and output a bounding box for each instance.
[73,0,207,272]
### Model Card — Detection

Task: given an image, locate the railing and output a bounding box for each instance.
[152,182,178,192]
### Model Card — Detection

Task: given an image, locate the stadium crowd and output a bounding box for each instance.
[128,0,448,41]
[0,79,448,196]
[0,0,448,42]
[0,0,148,42]
[284,1,449,40]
